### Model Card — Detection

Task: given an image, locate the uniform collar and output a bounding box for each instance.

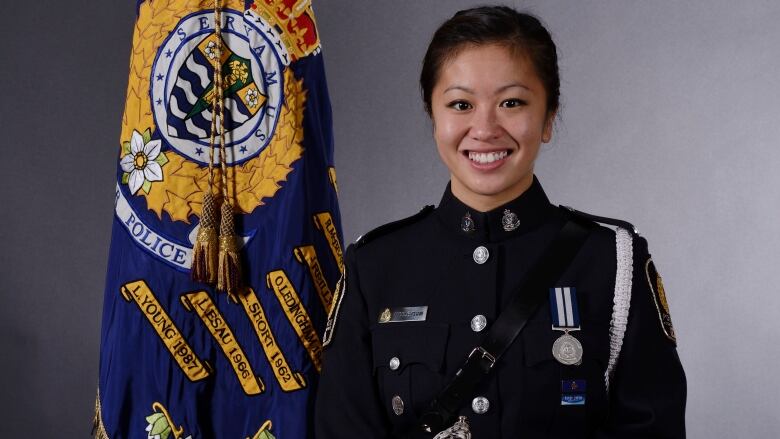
[434,176,555,242]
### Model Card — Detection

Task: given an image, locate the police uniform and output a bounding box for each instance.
[315,177,686,438]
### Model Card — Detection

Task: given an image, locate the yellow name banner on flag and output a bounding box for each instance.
[120,280,211,382]
[266,270,323,372]
[181,291,264,395]
[313,212,344,273]
[294,245,334,310]
[236,288,307,392]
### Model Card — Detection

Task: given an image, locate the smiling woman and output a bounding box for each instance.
[315,6,686,438]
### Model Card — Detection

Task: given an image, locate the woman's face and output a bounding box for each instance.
[431,44,554,211]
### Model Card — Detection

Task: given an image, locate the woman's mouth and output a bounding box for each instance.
[467,150,509,165]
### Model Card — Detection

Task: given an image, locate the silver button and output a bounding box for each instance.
[389,356,401,371]
[392,395,404,415]
[472,396,490,414]
[473,246,489,264]
[470,315,487,332]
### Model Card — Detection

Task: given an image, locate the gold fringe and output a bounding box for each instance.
[92,388,110,439]
[217,202,243,295]
[191,192,219,284]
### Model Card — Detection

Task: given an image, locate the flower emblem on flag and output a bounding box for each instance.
[204,40,220,60]
[246,88,260,108]
[120,129,169,195]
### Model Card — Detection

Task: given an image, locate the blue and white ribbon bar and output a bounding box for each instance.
[550,287,580,329]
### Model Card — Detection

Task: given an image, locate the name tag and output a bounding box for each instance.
[378,306,428,323]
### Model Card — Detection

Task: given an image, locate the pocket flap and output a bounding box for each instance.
[370,323,449,373]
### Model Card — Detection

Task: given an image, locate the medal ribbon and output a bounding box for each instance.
[549,287,580,329]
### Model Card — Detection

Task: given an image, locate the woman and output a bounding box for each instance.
[316,6,686,438]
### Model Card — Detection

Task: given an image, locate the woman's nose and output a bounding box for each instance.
[469,107,501,141]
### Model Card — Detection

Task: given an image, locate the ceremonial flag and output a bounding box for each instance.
[95,1,342,438]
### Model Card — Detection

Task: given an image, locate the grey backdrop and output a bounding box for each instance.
[1,0,778,437]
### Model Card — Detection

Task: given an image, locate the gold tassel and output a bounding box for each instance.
[217,201,243,295]
[191,191,219,284]
[92,389,109,439]
[211,0,242,296]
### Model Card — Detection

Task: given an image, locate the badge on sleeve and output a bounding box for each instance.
[645,258,676,344]
[322,269,347,348]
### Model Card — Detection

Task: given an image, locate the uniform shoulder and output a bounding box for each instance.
[561,205,640,237]
[354,205,435,248]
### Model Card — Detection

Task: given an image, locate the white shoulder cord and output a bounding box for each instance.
[605,227,633,393]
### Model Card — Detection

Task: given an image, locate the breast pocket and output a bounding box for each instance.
[521,323,610,437]
[370,323,449,430]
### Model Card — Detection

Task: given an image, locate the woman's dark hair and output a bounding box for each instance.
[420,6,559,116]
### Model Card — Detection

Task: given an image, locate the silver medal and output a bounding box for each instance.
[552,332,583,365]
[433,416,471,439]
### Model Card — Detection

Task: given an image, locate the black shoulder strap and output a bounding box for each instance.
[562,205,639,236]
[355,205,434,248]
[418,216,592,434]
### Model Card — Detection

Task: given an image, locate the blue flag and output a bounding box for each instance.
[96,1,341,438]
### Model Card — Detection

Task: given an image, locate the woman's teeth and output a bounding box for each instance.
[468,150,508,164]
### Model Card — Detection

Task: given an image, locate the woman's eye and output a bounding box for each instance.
[448,101,472,111]
[501,99,526,108]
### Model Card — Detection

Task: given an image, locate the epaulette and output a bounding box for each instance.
[561,205,640,236]
[355,205,435,247]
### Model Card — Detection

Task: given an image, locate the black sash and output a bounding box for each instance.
[418,216,592,434]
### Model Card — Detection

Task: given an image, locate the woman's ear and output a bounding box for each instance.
[542,110,556,143]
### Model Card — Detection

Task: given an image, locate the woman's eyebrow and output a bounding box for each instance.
[496,83,531,93]
[443,83,531,94]
[443,85,474,94]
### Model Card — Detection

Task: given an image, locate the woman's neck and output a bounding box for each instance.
[450,174,534,212]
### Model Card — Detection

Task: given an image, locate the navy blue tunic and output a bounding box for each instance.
[315,178,686,438]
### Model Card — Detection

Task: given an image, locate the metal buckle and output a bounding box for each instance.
[467,346,496,371]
